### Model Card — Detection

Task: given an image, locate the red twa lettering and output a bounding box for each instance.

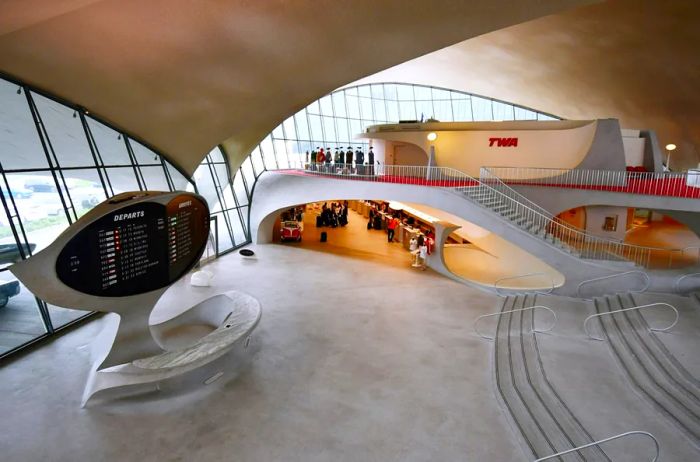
[489,137,518,147]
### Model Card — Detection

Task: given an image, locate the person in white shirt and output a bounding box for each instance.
[418,242,428,270]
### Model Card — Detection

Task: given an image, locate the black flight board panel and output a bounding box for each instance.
[56,194,209,297]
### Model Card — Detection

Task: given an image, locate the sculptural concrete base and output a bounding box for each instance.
[81,290,262,407]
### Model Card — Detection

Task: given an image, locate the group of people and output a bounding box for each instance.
[366,202,433,270]
[306,146,376,175]
[317,201,349,228]
[408,234,429,270]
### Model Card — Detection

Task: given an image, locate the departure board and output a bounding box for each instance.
[56,194,209,297]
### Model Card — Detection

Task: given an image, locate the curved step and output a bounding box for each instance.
[495,295,610,460]
[594,296,700,444]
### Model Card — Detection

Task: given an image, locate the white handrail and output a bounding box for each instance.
[483,165,700,199]
[576,271,650,298]
[674,272,700,294]
[533,430,660,462]
[493,272,555,296]
[584,302,679,341]
[473,305,557,340]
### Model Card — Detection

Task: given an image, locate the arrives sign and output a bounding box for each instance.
[489,137,518,147]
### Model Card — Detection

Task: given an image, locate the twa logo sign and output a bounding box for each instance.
[489,137,518,147]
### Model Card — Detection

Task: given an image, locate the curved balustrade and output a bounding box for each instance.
[675,272,700,294]
[576,271,651,299]
[278,161,684,268]
[533,431,660,462]
[473,305,557,340]
[493,272,555,296]
[583,302,679,341]
[483,166,700,199]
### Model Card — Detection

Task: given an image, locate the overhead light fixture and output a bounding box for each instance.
[72,111,77,118]
[117,134,121,140]
[665,143,677,151]
[426,132,438,141]
[16,87,21,95]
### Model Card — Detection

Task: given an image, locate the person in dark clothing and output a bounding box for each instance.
[338,148,345,171]
[311,148,318,170]
[345,146,354,173]
[355,147,365,175]
[325,148,332,168]
[340,200,349,226]
[334,148,342,167]
[368,147,375,175]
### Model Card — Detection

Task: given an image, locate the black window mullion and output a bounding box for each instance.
[25,90,76,224]
[77,112,111,199]
[123,137,145,191]
[82,115,115,197]
[160,157,175,191]
[207,158,235,244]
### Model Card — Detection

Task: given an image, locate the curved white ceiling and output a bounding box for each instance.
[349,0,700,169]
[0,0,594,174]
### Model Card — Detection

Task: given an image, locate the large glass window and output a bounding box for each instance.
[0,83,48,170]
[0,75,224,359]
[33,93,95,167]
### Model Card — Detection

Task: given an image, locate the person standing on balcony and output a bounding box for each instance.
[356,147,365,175]
[368,147,375,175]
[337,148,345,172]
[311,148,318,170]
[334,148,342,170]
[325,147,332,170]
[317,148,325,172]
[346,147,354,174]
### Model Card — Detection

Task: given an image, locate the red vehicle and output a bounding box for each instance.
[280,221,302,242]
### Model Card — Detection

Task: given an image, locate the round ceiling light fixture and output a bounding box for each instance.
[426,132,438,141]
[665,143,677,151]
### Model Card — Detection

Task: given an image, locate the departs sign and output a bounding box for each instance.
[489,137,518,147]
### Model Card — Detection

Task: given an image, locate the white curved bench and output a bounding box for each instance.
[81,291,261,406]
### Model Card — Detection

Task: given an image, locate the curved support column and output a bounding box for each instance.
[426,221,460,274]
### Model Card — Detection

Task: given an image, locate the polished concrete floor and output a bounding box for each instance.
[0,242,523,462]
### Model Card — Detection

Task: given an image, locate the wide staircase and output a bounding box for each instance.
[592,293,700,445]
[493,294,610,460]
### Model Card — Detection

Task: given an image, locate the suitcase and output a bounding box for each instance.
[316,216,323,227]
[320,231,327,242]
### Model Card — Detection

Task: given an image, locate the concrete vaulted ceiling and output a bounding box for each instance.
[0,0,594,175]
[351,0,700,170]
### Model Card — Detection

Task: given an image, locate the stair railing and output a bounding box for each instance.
[583,302,679,341]
[674,272,700,294]
[493,272,555,296]
[278,162,673,268]
[576,271,650,299]
[473,305,557,340]
[533,430,660,462]
[479,167,657,267]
